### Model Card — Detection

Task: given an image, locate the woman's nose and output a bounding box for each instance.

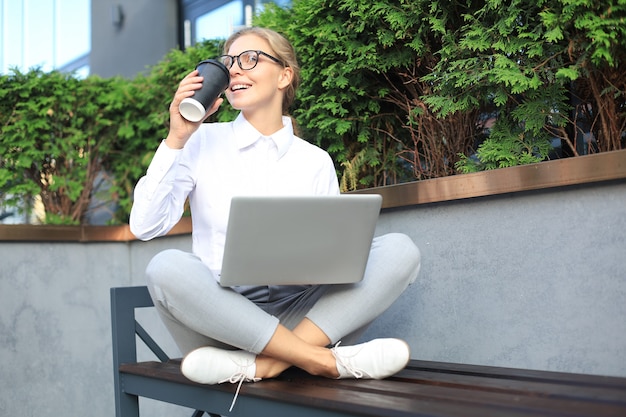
[230,59,244,75]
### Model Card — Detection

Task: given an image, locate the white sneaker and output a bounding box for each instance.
[181,346,260,384]
[181,346,261,412]
[331,338,410,379]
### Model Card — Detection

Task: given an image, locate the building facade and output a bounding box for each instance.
[1,0,288,78]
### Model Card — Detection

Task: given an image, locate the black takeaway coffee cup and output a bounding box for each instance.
[179,59,230,122]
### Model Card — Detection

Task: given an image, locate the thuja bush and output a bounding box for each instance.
[425,0,626,173]
[0,69,135,224]
[0,40,225,225]
[256,0,625,180]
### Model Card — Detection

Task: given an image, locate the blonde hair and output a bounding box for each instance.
[223,27,300,114]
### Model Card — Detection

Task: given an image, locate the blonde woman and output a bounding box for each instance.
[130,27,421,403]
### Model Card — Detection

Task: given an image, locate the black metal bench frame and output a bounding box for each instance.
[111,286,626,417]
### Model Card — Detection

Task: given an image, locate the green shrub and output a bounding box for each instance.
[259,0,624,180]
[0,69,133,224]
[0,40,227,225]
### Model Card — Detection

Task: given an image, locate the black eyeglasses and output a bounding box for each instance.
[218,50,284,70]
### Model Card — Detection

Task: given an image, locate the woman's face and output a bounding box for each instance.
[224,34,291,114]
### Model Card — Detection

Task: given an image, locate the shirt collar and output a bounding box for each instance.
[233,113,294,159]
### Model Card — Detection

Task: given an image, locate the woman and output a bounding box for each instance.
[130,27,421,408]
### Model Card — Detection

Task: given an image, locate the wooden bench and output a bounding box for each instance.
[111,286,626,417]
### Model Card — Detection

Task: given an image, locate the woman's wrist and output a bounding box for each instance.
[164,134,187,149]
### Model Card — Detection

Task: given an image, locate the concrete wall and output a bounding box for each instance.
[0,234,193,417]
[90,0,179,78]
[363,180,626,376]
[1,180,625,417]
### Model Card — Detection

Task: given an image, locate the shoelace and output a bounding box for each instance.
[219,365,261,412]
[331,342,365,379]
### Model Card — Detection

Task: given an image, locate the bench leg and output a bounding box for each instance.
[111,287,154,417]
[111,287,223,417]
[117,394,139,417]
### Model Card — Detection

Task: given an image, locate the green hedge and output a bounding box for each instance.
[1,0,624,224]
[0,40,226,225]
[260,0,625,180]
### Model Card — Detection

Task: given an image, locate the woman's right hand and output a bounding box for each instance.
[164,70,224,149]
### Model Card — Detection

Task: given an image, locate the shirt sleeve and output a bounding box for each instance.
[129,140,195,240]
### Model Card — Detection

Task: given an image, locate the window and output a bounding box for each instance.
[196,1,244,42]
[180,0,291,48]
[0,0,90,76]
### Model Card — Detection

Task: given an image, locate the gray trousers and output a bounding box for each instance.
[146,232,421,355]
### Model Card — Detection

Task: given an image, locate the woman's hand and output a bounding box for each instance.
[164,70,224,149]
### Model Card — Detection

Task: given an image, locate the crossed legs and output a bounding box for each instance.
[146,233,421,380]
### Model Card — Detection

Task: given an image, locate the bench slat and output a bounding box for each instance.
[406,360,626,389]
[397,363,626,403]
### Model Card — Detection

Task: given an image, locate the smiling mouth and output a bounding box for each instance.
[231,84,250,92]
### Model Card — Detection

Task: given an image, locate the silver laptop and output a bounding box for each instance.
[219,194,382,286]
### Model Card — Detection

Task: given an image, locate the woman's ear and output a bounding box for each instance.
[277,66,294,90]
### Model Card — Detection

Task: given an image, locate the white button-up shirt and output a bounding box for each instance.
[130,113,340,275]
